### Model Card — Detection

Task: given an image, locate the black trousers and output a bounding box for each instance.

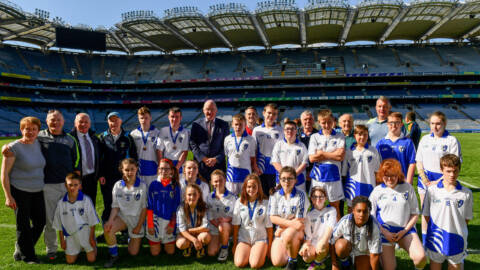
[81,173,98,206]
[260,174,277,197]
[11,185,46,261]
[100,178,116,224]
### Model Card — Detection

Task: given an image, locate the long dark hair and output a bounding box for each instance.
[183,183,207,227]
[350,196,374,248]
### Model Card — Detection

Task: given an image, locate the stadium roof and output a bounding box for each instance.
[1,0,480,54]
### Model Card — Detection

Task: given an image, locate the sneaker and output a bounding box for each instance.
[182,246,192,258]
[13,243,25,261]
[46,252,56,260]
[217,247,228,262]
[104,255,119,268]
[196,247,205,259]
[307,262,325,270]
[284,260,297,270]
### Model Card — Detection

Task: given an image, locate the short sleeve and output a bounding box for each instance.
[465,189,473,221]
[296,191,309,219]
[415,137,426,162]
[368,220,383,254]
[140,184,147,209]
[422,189,432,217]
[180,130,190,152]
[227,196,236,218]
[111,183,120,209]
[86,198,100,226]
[156,136,165,151]
[249,137,256,158]
[341,150,351,177]
[232,200,241,226]
[406,140,416,164]
[369,189,378,217]
[268,195,278,216]
[270,141,281,164]
[336,136,346,149]
[308,135,318,155]
[408,184,420,215]
[304,214,313,241]
[176,207,187,232]
[52,201,62,231]
[206,195,214,220]
[200,212,209,228]
[327,208,337,228]
[373,149,381,172]
[301,143,309,165]
[331,217,347,244]
[223,137,229,156]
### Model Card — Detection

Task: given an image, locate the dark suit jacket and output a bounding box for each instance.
[189,117,229,179]
[70,128,101,179]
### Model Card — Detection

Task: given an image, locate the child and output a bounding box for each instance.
[369,159,426,270]
[309,109,345,221]
[252,103,284,195]
[342,125,381,211]
[103,158,147,268]
[269,166,310,269]
[299,186,336,270]
[146,159,181,256]
[331,196,382,270]
[271,120,309,192]
[232,174,273,269]
[376,112,416,185]
[158,107,189,174]
[423,154,472,270]
[180,160,210,202]
[176,184,211,258]
[206,169,237,261]
[130,106,162,187]
[224,113,258,195]
[52,173,99,264]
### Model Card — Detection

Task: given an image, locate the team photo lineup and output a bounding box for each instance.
[1,97,471,270]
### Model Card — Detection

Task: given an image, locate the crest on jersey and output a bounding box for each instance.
[332,141,337,146]
[79,208,85,216]
[404,191,409,200]
[442,145,448,151]
[398,146,405,152]
[367,155,373,163]
[119,142,125,148]
[320,216,324,223]
[258,208,263,216]
[458,200,464,208]
[244,144,249,150]
[274,133,279,139]
[224,206,230,213]
[291,206,296,213]
[179,137,183,143]
[296,149,301,155]
[135,193,141,201]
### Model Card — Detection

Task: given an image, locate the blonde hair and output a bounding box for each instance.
[20,116,41,130]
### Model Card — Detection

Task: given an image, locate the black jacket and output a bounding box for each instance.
[98,129,138,182]
[69,128,101,179]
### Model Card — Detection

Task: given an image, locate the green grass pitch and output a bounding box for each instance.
[0,133,479,269]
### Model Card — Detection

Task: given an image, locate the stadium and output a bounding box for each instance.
[0,0,479,268]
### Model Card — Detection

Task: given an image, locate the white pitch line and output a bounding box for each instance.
[458,180,480,189]
[0,224,15,228]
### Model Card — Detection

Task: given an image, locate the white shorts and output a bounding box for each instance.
[427,249,466,265]
[238,229,268,245]
[118,212,145,239]
[226,182,243,196]
[65,226,95,256]
[208,223,220,236]
[145,216,176,244]
[311,180,344,202]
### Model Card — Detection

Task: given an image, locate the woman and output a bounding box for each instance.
[1,116,46,264]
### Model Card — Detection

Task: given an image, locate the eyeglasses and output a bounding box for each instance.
[311,195,326,200]
[280,177,295,183]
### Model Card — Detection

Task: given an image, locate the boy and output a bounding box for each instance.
[130,106,162,187]
[376,112,416,184]
[271,120,308,192]
[423,154,472,270]
[309,109,345,221]
[252,103,284,195]
[224,114,258,195]
[158,107,189,174]
[342,125,381,211]
[52,173,99,264]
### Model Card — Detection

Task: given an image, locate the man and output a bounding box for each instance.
[98,112,137,225]
[38,110,80,260]
[158,107,189,173]
[297,110,318,192]
[367,96,391,147]
[404,111,421,149]
[337,113,356,150]
[190,100,230,181]
[69,113,101,206]
[244,106,258,136]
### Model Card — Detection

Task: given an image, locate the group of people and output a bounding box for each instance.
[0,97,472,270]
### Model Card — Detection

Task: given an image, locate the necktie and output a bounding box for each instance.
[84,134,94,171]
[207,120,213,140]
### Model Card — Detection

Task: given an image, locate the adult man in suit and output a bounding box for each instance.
[70,112,101,206]
[190,100,230,181]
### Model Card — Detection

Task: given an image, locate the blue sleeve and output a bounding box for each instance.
[407,140,416,164]
[147,183,153,210]
[175,185,181,209]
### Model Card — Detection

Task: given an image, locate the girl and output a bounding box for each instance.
[206,169,237,261]
[369,159,426,270]
[269,166,309,270]
[299,186,337,270]
[180,160,210,202]
[104,158,147,268]
[146,159,181,256]
[331,195,382,270]
[176,184,211,258]
[232,174,273,269]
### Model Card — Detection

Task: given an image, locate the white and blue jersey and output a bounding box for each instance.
[305,206,337,244]
[271,138,308,186]
[342,143,381,201]
[206,189,237,221]
[422,180,473,257]
[369,182,419,243]
[416,131,462,191]
[224,132,256,183]
[147,180,181,223]
[252,123,284,175]
[157,125,189,169]
[52,191,100,236]
[112,178,147,217]
[180,178,210,203]
[376,136,416,177]
[308,129,345,183]
[268,187,309,220]
[232,199,272,244]
[176,204,209,233]
[131,125,162,183]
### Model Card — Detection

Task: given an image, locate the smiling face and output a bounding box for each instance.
[354,130,369,146]
[46,112,64,135]
[279,171,296,193]
[21,122,39,142]
[310,189,326,210]
[184,161,198,182]
[168,111,182,129]
[108,115,122,134]
[245,179,259,200]
[263,107,278,126]
[232,118,245,135]
[75,114,91,134]
[376,99,391,121]
[211,174,225,191]
[158,161,173,179]
[382,172,399,189]
[318,116,334,132]
[203,101,217,121]
[185,186,199,207]
[245,108,257,126]
[283,123,297,141]
[339,114,353,134]
[300,112,314,131]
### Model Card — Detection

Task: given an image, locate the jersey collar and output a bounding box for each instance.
[350,142,370,150]
[319,129,336,136]
[430,130,450,138]
[62,191,84,202]
[279,187,297,197]
[212,188,230,198]
[231,130,248,137]
[184,178,202,186]
[284,138,299,144]
[120,177,141,187]
[137,125,155,132]
[261,122,276,128]
[437,179,462,190]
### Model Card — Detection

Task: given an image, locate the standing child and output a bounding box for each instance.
[103,158,147,268]
[269,166,310,270]
[176,184,211,258]
[180,160,210,202]
[272,120,309,192]
[342,125,381,212]
[232,174,273,269]
[309,109,345,221]
[146,159,181,256]
[331,196,382,270]
[423,154,472,270]
[252,103,284,195]
[158,107,189,174]
[206,169,237,261]
[299,186,337,270]
[52,173,99,264]
[224,113,258,195]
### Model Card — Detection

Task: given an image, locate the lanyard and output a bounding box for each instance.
[189,209,196,228]
[247,200,257,221]
[138,126,151,147]
[234,134,244,153]
[169,125,183,144]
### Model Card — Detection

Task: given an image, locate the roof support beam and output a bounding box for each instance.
[299,10,307,48]
[339,9,356,45]
[3,23,52,40]
[461,22,480,39]
[116,23,166,52]
[0,18,26,26]
[379,6,410,43]
[45,38,55,48]
[420,4,464,41]
[159,21,200,51]
[110,31,131,54]
[250,14,270,48]
[203,17,234,49]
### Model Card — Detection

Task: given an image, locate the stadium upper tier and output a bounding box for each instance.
[2,0,480,53]
[1,43,480,82]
